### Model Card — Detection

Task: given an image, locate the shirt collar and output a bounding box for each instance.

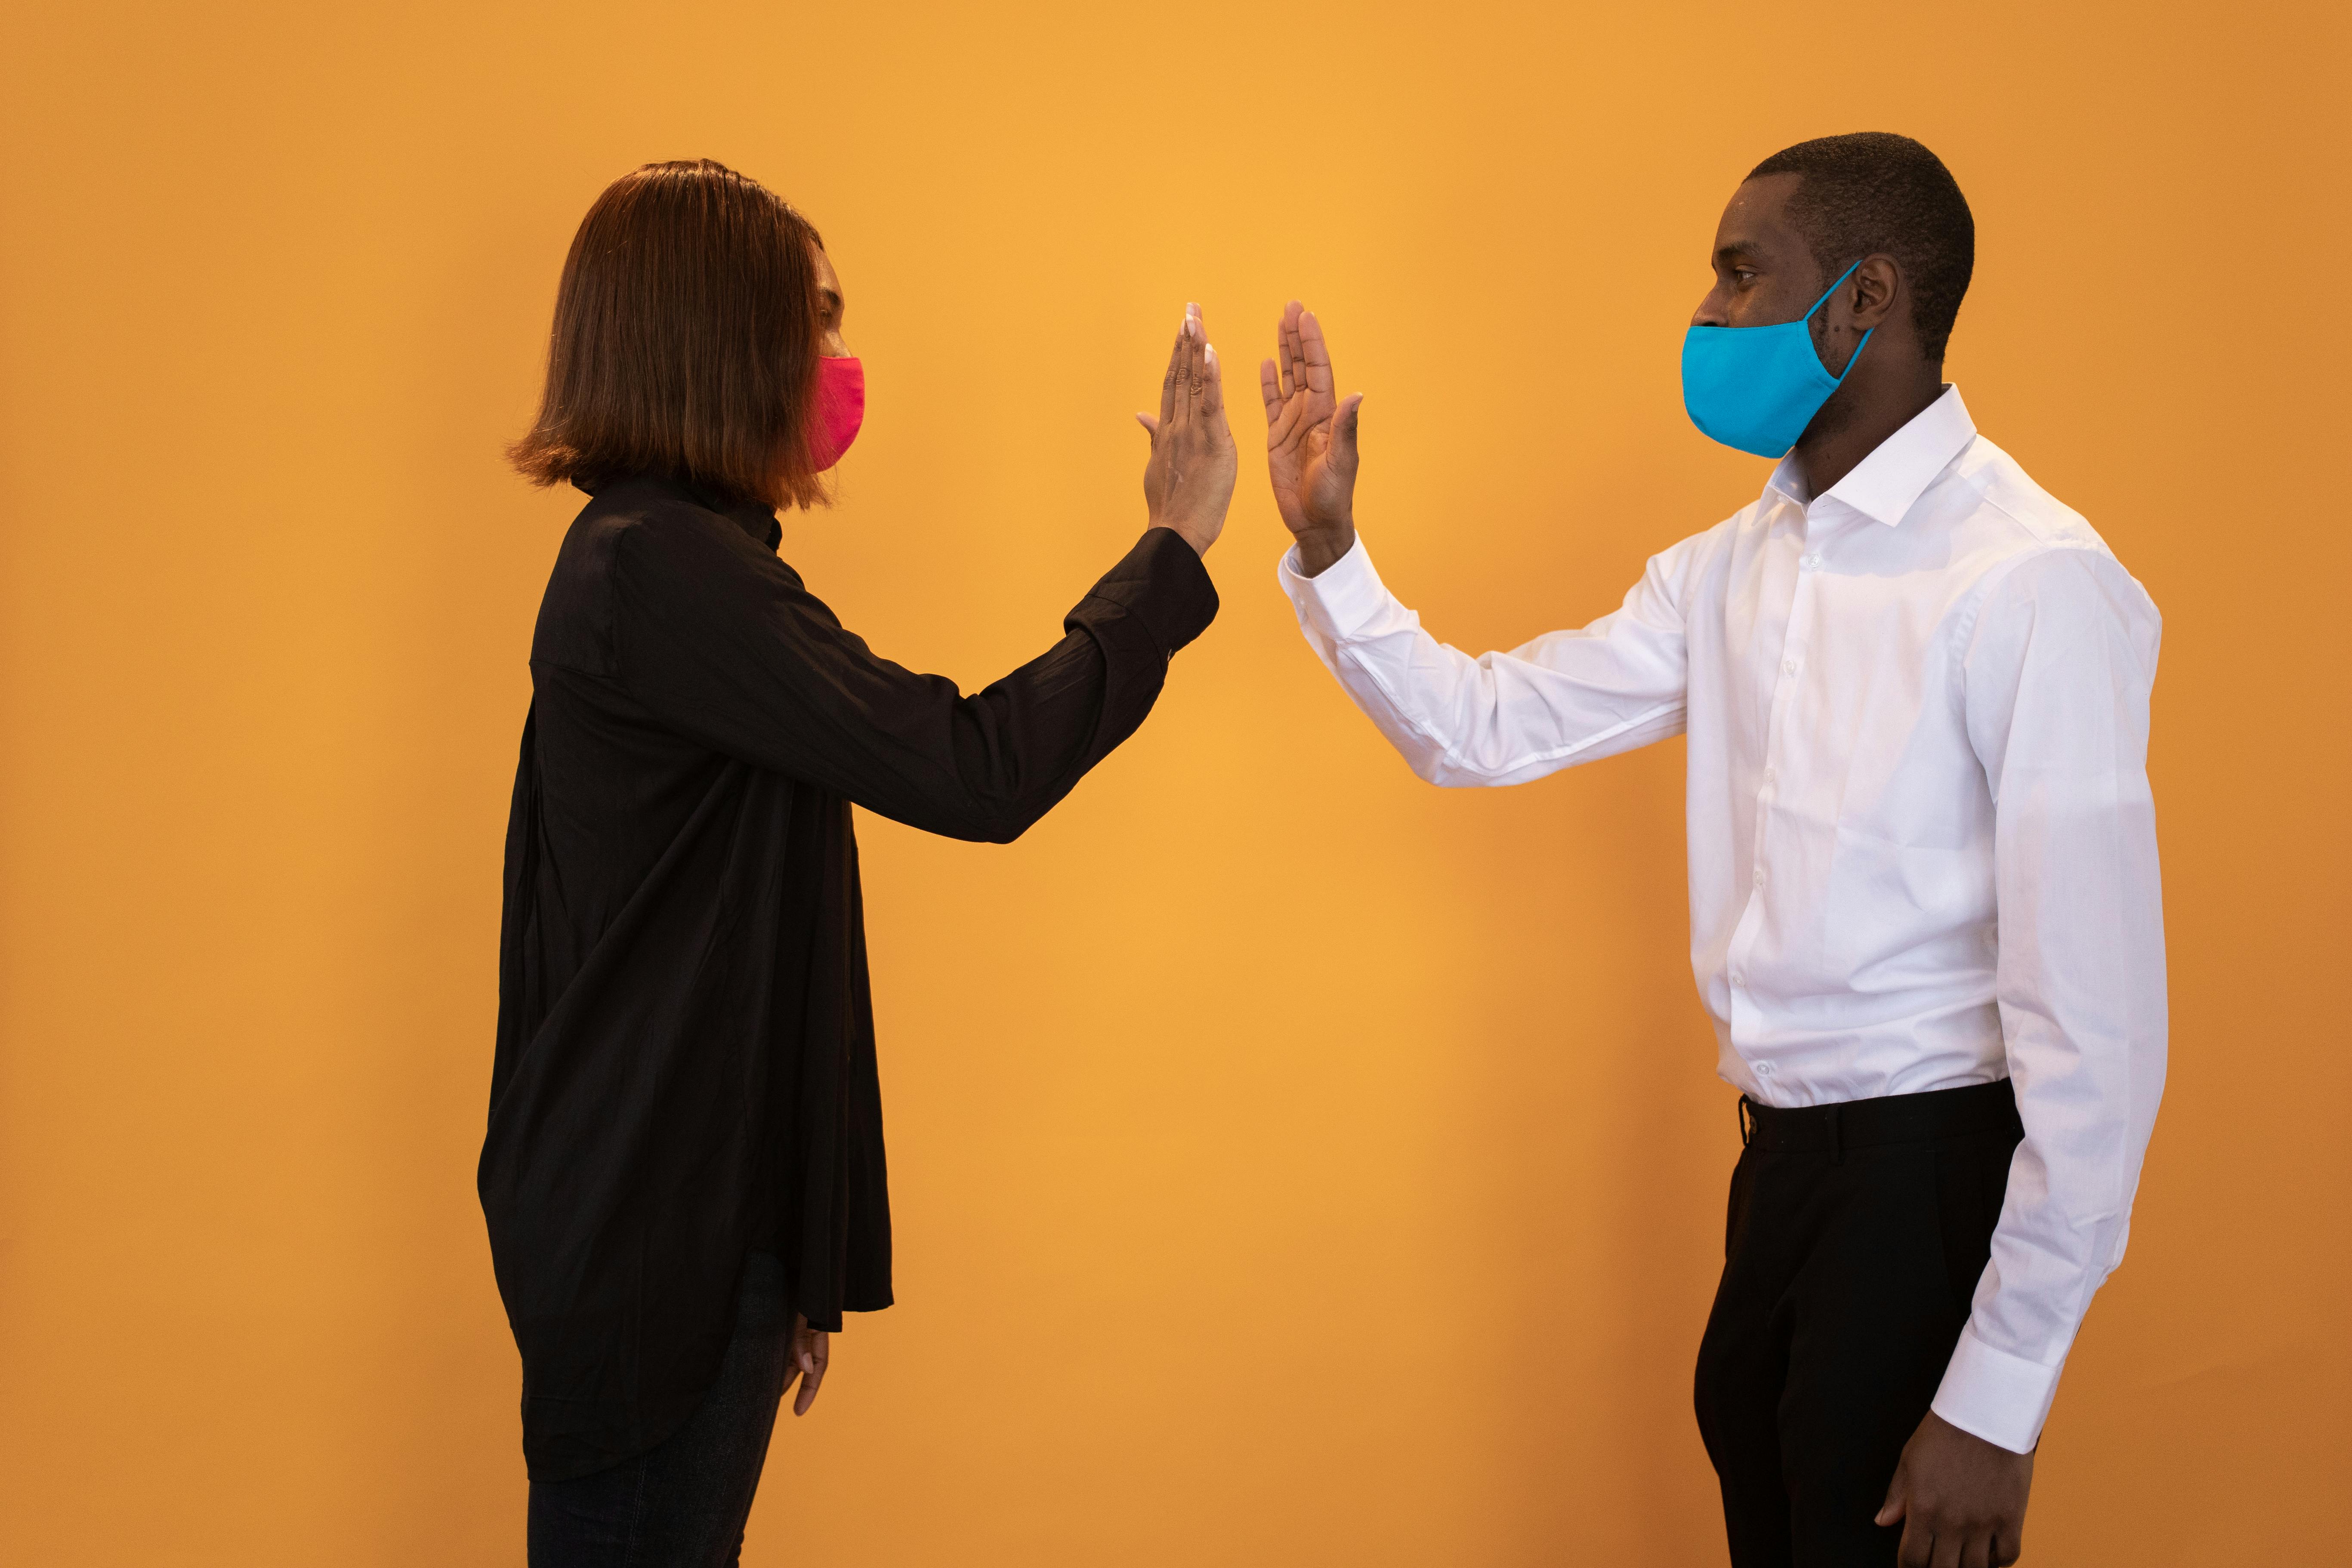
[1762,384,1976,527]
[583,472,783,549]
[715,494,784,550]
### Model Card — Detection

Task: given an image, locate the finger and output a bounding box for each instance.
[793,1335,828,1416]
[1282,307,1306,404]
[1202,343,1225,420]
[1959,1527,1993,1568]
[1136,412,1160,435]
[1170,315,1197,432]
[1265,367,1306,448]
[1990,1522,2022,1568]
[1330,392,1364,475]
[1897,1519,1934,1568]
[1929,1526,1964,1568]
[1290,317,1325,423]
[1259,358,1283,426]
[1297,309,1337,397]
[1159,312,1186,429]
[1282,301,1306,399]
[1277,301,1304,401]
[778,1324,806,1405]
[1185,314,1211,411]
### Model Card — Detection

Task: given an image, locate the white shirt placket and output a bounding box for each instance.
[1725,498,1824,1100]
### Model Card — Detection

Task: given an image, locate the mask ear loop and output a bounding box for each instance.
[1802,259,1875,386]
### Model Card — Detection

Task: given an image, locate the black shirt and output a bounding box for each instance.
[481,475,1217,1481]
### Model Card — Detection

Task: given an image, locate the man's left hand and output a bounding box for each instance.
[1876,1410,2034,1567]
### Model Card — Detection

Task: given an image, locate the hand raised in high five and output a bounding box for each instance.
[1136,302,1237,557]
[1260,301,1364,576]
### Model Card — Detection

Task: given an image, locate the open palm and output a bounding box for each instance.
[1259,301,1363,568]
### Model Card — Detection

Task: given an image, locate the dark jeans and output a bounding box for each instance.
[529,1253,793,1568]
[1694,1080,2022,1568]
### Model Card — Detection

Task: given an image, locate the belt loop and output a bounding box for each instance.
[1738,1096,1754,1148]
[1830,1104,1843,1166]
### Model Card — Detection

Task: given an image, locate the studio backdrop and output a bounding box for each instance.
[1,1,2344,1562]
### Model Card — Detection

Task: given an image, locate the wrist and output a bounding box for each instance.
[1149,517,1213,557]
[1290,520,1357,577]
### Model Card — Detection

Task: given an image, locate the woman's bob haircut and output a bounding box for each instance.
[509,159,830,512]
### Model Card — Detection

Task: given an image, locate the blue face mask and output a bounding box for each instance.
[1681,261,1872,457]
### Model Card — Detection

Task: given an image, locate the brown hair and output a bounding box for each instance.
[508,159,829,510]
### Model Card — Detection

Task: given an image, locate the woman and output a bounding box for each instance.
[483,159,1235,1566]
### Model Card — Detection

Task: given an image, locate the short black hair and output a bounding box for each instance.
[1748,133,1974,362]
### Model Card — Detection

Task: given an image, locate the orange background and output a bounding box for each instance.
[2,3,2345,1563]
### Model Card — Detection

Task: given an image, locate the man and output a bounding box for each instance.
[1262,133,2164,1568]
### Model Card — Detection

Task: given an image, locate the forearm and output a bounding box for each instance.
[1934,840,2167,1452]
[1279,532,1690,787]
[857,527,1220,842]
[1942,548,2168,1452]
[617,517,1216,840]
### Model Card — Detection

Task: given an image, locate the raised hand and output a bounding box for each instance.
[1259,300,1363,576]
[1136,302,1238,556]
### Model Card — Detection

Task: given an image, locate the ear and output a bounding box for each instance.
[1847,254,1903,332]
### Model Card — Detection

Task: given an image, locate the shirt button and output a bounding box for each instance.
[1762,767,1777,786]
[1753,867,1766,889]
[1782,658,1800,675]
[1731,971,1746,988]
[1803,553,1822,568]
[1754,1061,1777,1077]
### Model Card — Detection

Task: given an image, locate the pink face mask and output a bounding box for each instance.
[807,355,864,471]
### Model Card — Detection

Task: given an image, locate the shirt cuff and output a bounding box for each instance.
[1083,526,1219,657]
[1276,535,1391,643]
[1931,1324,2066,1454]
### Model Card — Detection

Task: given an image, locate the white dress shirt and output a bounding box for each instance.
[1278,387,2165,1454]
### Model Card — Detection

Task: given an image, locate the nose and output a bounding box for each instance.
[1691,286,1731,329]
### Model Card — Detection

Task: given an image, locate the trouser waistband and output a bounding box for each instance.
[1738,1078,2020,1157]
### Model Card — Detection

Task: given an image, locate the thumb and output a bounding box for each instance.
[1874,1472,1906,1528]
[1330,393,1365,472]
[1136,412,1161,436]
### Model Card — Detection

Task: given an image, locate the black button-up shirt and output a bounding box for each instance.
[481,475,1217,1480]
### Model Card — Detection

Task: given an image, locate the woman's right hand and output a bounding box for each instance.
[787,1312,828,1416]
[1136,303,1237,556]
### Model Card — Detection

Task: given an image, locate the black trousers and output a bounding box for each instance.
[1694,1080,2022,1568]
[528,1253,794,1568]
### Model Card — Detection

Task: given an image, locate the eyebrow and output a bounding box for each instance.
[1714,243,1765,267]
